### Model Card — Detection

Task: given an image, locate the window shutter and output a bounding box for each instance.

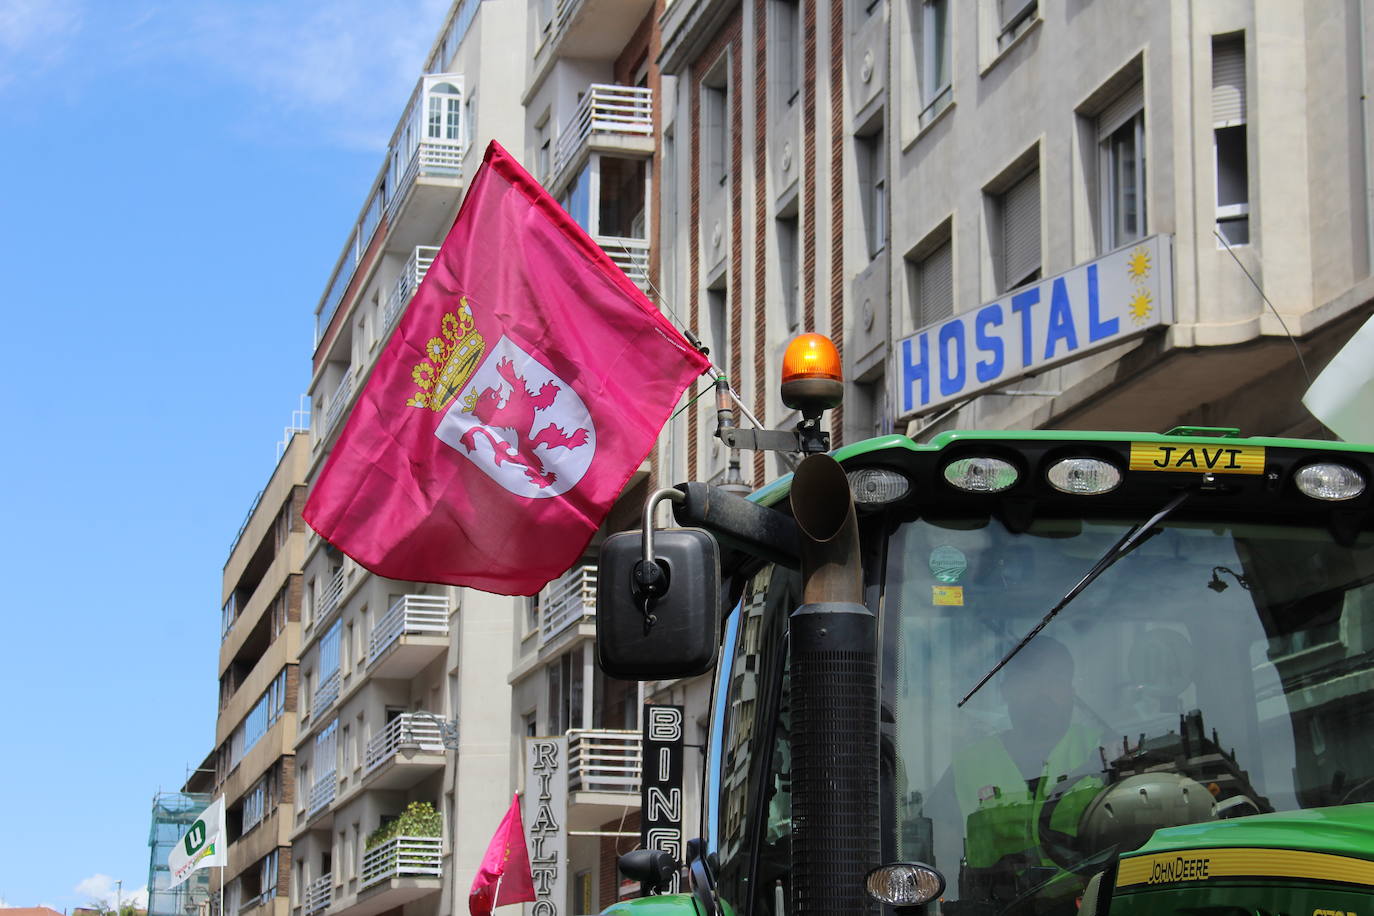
[1098,81,1143,141]
[1213,37,1246,125]
[918,239,953,325]
[1002,169,1041,288]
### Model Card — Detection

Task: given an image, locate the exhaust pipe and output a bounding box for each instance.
[788,454,879,916]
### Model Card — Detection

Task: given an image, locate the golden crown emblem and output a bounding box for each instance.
[407,296,487,411]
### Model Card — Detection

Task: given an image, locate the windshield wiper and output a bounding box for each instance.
[957,488,1194,708]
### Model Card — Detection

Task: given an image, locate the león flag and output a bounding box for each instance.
[469,795,536,916]
[304,141,709,595]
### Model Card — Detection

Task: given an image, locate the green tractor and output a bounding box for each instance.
[598,338,1374,916]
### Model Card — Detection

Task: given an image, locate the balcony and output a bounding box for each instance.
[303,875,332,916]
[552,84,654,183]
[308,769,337,819]
[363,713,447,789]
[353,836,442,916]
[540,564,595,645]
[566,729,641,829]
[538,0,655,78]
[311,669,340,719]
[382,246,439,334]
[323,371,354,440]
[317,569,345,628]
[597,236,650,292]
[368,594,450,679]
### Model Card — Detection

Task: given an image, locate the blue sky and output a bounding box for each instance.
[0,0,447,909]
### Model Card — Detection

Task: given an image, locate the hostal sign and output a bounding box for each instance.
[895,235,1174,416]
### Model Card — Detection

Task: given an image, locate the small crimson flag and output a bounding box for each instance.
[469,794,536,916]
[303,141,709,595]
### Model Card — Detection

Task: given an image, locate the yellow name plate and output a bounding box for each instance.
[1117,847,1374,889]
[1129,442,1265,475]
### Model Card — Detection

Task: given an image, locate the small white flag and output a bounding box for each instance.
[168,797,227,889]
[1303,313,1374,442]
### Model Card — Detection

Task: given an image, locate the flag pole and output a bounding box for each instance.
[492,873,503,911]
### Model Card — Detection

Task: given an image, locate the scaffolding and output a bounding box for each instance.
[147,792,214,916]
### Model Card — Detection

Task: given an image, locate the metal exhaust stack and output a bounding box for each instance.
[788,454,879,916]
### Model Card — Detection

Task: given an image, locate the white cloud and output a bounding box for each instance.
[0,0,83,89]
[73,875,149,910]
[184,0,453,150]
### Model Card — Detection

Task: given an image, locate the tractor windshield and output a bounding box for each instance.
[884,513,1374,914]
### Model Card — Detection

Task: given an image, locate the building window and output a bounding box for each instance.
[1099,82,1145,251]
[535,113,551,182]
[426,82,462,142]
[707,284,729,375]
[1213,34,1249,245]
[703,59,730,186]
[777,212,800,331]
[772,0,801,107]
[906,232,953,331]
[999,167,1040,291]
[997,0,1036,50]
[599,156,648,239]
[918,0,951,125]
[857,126,887,259]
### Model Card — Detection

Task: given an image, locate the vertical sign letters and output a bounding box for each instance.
[525,736,568,916]
[641,705,685,893]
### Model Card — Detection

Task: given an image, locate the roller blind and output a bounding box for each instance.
[917,239,953,325]
[1003,169,1041,289]
[1213,36,1246,125]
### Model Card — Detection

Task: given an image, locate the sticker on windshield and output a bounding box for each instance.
[1129,442,1265,475]
[930,546,968,583]
[933,586,964,606]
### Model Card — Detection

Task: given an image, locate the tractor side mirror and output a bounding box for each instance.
[596,528,720,680]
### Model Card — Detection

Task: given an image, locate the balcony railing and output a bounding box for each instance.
[317,569,345,626]
[323,371,354,438]
[370,594,450,661]
[382,246,440,333]
[568,729,641,793]
[308,769,337,817]
[540,564,596,643]
[303,874,332,916]
[597,236,650,291]
[553,84,653,177]
[312,669,340,717]
[365,713,447,773]
[361,835,443,888]
[385,142,465,228]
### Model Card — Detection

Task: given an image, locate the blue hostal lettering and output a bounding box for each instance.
[899,258,1127,414]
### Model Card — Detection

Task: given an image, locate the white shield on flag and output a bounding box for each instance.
[435,335,597,499]
[167,797,227,889]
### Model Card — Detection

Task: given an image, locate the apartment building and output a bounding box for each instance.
[290,6,529,916]
[651,0,1374,488]
[211,430,310,916]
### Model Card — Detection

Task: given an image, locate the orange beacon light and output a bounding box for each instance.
[781,333,844,416]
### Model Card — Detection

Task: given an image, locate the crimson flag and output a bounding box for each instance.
[469,794,536,916]
[303,141,710,595]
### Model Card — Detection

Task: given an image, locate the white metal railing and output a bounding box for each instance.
[567,729,641,793]
[365,713,447,773]
[598,236,650,291]
[361,836,443,887]
[308,769,337,817]
[370,594,450,662]
[318,569,345,625]
[553,85,653,177]
[540,564,596,643]
[312,669,340,716]
[385,139,466,228]
[383,246,440,332]
[303,874,332,916]
[324,371,354,436]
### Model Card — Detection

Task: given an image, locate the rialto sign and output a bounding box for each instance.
[895,235,1174,416]
[525,737,568,916]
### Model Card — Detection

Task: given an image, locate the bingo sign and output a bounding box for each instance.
[525,736,568,916]
[641,705,685,893]
[896,235,1174,416]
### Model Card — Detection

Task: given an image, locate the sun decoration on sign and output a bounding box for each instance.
[1129,289,1154,324]
[1126,246,1152,281]
[1125,245,1154,326]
